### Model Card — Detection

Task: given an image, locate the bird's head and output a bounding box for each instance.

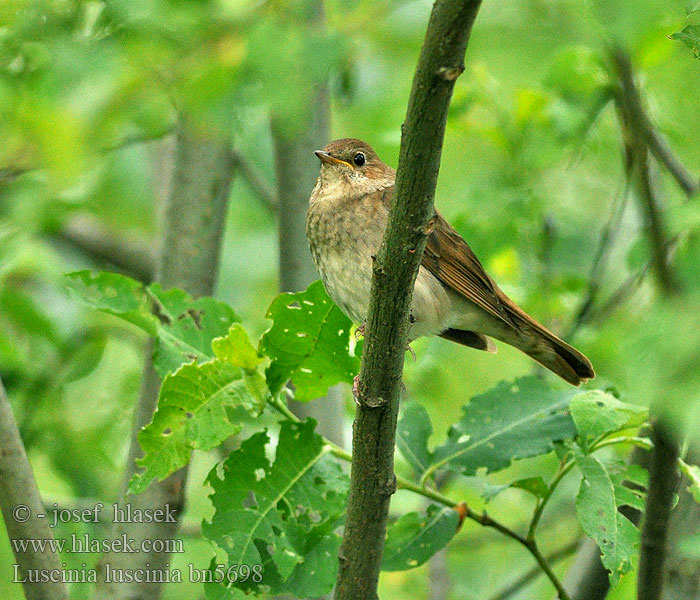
[314,138,394,197]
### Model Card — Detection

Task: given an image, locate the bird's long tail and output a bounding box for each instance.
[507,305,595,386]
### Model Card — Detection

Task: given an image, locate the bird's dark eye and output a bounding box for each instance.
[353,152,366,167]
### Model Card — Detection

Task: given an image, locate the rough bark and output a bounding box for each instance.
[91,117,233,600]
[333,2,483,599]
[0,375,69,600]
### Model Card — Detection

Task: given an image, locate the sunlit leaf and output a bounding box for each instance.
[65,271,240,376]
[259,281,358,402]
[129,356,268,494]
[679,458,700,503]
[203,420,348,596]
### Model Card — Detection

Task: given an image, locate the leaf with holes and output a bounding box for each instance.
[570,390,647,450]
[259,281,358,402]
[397,401,434,475]
[428,377,578,478]
[203,420,348,596]
[65,270,158,334]
[65,271,240,376]
[382,504,459,571]
[128,357,268,494]
[149,284,240,376]
[575,450,639,587]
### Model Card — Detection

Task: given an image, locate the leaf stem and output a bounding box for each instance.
[527,459,575,541]
[268,393,571,599]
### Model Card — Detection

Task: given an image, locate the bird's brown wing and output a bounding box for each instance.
[421,211,518,329]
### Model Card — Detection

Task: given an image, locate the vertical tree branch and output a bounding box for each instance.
[92,117,233,600]
[638,421,680,600]
[612,48,681,296]
[334,2,483,599]
[610,48,699,198]
[271,0,346,450]
[0,375,69,600]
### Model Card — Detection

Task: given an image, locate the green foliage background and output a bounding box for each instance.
[1,0,700,599]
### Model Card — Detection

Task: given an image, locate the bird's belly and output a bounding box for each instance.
[315,248,452,340]
[315,250,372,325]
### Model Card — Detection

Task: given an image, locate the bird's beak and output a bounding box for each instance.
[314,150,353,168]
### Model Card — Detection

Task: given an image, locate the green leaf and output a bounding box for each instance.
[0,287,62,345]
[65,270,158,335]
[679,458,700,503]
[483,476,549,502]
[149,284,240,376]
[203,420,348,596]
[381,504,459,571]
[429,377,578,478]
[128,358,267,494]
[670,26,700,59]
[259,281,359,402]
[212,323,263,369]
[397,401,434,475]
[575,451,639,587]
[609,462,648,514]
[65,271,240,376]
[512,476,550,499]
[570,390,648,449]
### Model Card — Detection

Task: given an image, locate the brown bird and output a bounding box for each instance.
[306,138,595,386]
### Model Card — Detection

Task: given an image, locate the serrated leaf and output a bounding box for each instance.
[575,451,638,587]
[382,504,459,571]
[65,271,240,376]
[429,377,578,478]
[65,270,158,335]
[203,420,348,595]
[679,458,700,503]
[128,358,267,494]
[570,390,648,449]
[259,281,358,402]
[397,401,434,475]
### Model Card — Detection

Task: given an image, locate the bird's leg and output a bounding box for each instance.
[406,344,416,361]
[354,323,366,339]
[406,310,416,361]
[352,375,361,406]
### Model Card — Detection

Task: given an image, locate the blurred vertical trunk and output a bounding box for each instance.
[271,0,345,448]
[92,117,233,600]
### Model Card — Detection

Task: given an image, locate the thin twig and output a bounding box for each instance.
[229,148,278,211]
[611,47,699,198]
[489,539,579,600]
[56,215,156,283]
[271,395,572,600]
[567,177,631,336]
[613,48,682,295]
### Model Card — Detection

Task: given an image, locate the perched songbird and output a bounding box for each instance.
[306,138,594,386]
